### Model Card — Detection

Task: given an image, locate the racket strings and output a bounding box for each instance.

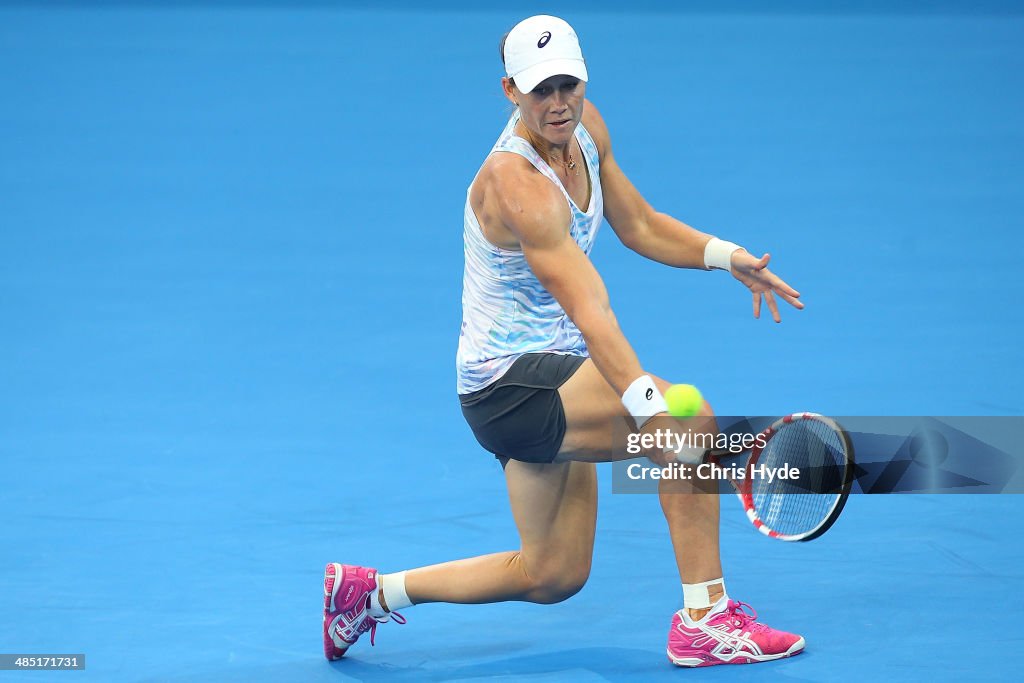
[751,419,847,537]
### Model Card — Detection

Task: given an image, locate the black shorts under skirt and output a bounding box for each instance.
[459,353,588,467]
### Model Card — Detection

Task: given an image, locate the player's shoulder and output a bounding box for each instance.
[479,150,562,209]
[581,99,612,156]
[476,151,568,238]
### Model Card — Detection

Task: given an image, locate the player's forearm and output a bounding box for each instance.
[626,211,712,269]
[571,304,647,396]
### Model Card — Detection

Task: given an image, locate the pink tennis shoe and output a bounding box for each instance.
[322,563,405,660]
[667,599,805,667]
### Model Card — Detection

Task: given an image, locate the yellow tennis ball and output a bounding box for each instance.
[665,384,704,417]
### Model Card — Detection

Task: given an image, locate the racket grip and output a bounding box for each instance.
[672,444,706,465]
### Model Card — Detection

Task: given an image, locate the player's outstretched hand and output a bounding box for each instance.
[730,251,804,323]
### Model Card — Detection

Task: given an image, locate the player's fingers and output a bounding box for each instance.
[755,253,771,270]
[771,275,800,299]
[777,289,805,309]
[765,291,782,323]
[753,292,761,319]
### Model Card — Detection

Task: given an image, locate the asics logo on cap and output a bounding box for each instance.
[503,15,588,93]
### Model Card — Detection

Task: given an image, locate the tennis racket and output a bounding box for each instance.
[708,412,854,542]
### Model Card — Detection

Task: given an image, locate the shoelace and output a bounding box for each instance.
[359,609,407,647]
[725,601,763,631]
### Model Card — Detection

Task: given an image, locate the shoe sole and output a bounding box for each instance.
[667,636,805,667]
[323,563,350,660]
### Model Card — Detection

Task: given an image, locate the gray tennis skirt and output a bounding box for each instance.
[459,353,588,467]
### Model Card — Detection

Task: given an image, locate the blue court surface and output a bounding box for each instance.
[2,1,1023,681]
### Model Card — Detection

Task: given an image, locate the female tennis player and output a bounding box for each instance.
[324,15,806,667]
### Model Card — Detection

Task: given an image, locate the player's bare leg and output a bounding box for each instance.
[403,459,598,605]
[324,458,598,657]
[556,359,724,619]
[556,359,804,667]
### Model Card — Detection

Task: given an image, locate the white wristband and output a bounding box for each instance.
[704,237,744,272]
[621,375,669,430]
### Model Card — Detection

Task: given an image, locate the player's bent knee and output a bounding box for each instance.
[530,573,589,604]
[527,563,591,604]
[700,399,715,417]
[701,400,719,431]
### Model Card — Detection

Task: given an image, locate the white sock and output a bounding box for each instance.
[368,571,412,618]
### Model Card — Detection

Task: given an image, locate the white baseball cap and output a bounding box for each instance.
[502,15,588,94]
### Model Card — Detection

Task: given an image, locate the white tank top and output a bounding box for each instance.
[456,110,604,394]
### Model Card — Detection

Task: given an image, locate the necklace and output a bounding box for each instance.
[547,149,579,177]
[560,152,580,176]
[525,129,580,177]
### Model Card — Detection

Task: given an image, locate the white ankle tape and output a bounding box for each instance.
[682,578,726,610]
[380,571,412,612]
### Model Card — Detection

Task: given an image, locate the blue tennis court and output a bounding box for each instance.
[2,1,1022,680]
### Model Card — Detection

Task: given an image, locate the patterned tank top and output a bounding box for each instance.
[456,110,604,394]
